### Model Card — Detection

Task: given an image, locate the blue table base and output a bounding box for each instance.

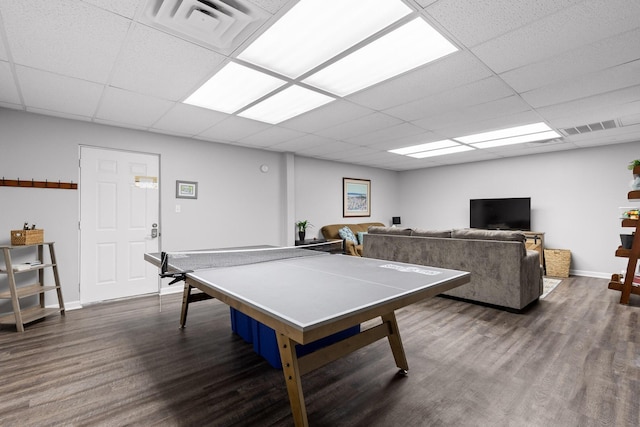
[230,308,360,369]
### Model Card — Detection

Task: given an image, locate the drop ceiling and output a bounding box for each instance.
[0,0,639,171]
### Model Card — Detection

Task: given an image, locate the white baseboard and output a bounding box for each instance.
[64,301,83,311]
[568,269,610,279]
[160,286,184,296]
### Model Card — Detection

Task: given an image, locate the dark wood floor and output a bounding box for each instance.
[1,276,639,426]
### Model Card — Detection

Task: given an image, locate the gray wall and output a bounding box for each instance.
[293,156,400,239]
[397,142,640,277]
[1,107,638,314]
[0,108,399,311]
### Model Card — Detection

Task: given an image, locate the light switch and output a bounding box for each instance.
[175,204,181,213]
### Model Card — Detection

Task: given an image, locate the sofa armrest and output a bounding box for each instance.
[521,250,543,303]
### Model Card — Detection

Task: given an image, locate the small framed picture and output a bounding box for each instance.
[343,178,371,217]
[176,180,198,199]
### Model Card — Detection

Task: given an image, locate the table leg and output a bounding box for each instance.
[382,312,409,373]
[179,284,192,328]
[276,333,309,427]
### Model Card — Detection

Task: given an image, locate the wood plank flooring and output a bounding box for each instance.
[1,276,638,426]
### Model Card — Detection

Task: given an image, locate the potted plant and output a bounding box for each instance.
[295,220,312,242]
[629,160,640,190]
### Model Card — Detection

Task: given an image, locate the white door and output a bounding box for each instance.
[80,147,160,304]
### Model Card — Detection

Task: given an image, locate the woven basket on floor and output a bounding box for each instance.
[544,249,570,277]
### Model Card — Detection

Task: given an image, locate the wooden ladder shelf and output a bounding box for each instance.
[608,165,640,304]
[0,242,65,332]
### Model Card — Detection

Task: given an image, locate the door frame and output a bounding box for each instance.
[78,145,162,303]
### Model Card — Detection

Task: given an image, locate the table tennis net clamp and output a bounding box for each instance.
[159,252,192,285]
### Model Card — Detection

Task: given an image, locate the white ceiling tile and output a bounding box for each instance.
[316,112,402,140]
[427,149,500,165]
[238,125,307,148]
[346,123,426,146]
[197,115,271,142]
[26,106,93,123]
[110,24,226,101]
[521,60,640,108]
[348,51,493,111]
[472,0,640,73]
[280,100,372,133]
[269,133,336,152]
[16,66,104,117]
[150,103,229,135]
[385,76,515,122]
[430,110,544,139]
[0,61,20,104]
[415,0,438,8]
[243,0,290,14]
[81,0,145,18]
[412,96,533,132]
[93,117,149,131]
[95,87,174,127]
[500,28,640,93]
[1,0,131,83]
[425,0,582,47]
[537,85,640,123]
[482,141,577,158]
[298,140,360,157]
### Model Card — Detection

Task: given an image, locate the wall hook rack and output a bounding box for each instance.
[0,177,77,190]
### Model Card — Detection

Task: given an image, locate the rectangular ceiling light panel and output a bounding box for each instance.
[238,85,335,124]
[408,145,475,158]
[455,122,554,144]
[184,62,286,113]
[303,18,458,96]
[471,130,561,149]
[237,0,413,78]
[389,139,459,155]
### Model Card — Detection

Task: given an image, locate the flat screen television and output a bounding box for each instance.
[470,197,531,231]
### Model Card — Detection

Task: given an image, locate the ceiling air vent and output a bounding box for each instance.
[141,0,269,54]
[560,119,617,136]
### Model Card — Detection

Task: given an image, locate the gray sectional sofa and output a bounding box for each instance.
[363,227,543,311]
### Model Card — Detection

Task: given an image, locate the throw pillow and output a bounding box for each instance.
[338,226,358,244]
[357,231,368,245]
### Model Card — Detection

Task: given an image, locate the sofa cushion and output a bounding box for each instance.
[452,228,525,242]
[357,231,368,245]
[411,229,452,238]
[368,226,412,236]
[338,226,358,244]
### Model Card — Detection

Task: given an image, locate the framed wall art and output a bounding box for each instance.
[176,180,198,199]
[343,178,370,217]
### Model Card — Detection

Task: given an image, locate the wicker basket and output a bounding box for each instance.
[11,229,44,245]
[544,249,570,277]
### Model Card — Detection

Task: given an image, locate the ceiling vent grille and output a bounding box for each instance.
[141,0,269,54]
[560,119,617,136]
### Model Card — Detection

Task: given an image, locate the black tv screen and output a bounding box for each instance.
[470,197,531,231]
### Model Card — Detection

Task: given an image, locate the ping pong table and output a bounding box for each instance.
[145,245,469,426]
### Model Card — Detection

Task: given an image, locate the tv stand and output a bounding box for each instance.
[523,231,545,268]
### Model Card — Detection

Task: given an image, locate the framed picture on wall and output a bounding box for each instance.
[343,178,371,217]
[176,180,198,199]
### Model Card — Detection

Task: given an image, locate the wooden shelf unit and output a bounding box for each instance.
[608,165,640,304]
[0,242,65,332]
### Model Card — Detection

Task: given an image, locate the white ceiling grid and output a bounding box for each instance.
[0,0,638,171]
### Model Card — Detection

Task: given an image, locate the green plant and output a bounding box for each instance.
[295,220,312,231]
[628,159,640,170]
